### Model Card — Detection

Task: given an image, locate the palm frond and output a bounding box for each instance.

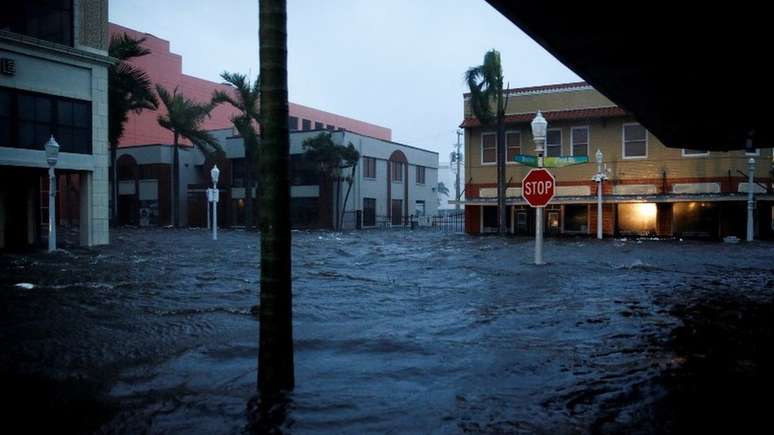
[465,49,505,126]
[107,38,156,147]
[109,33,150,61]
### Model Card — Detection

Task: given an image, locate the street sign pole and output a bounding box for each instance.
[535,151,544,265]
[527,111,550,266]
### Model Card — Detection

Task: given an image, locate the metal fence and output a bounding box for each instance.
[429,211,465,233]
[342,210,465,233]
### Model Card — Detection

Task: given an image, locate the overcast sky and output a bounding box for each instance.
[110,0,580,158]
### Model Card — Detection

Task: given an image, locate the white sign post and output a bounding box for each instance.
[209,165,220,241]
[529,112,549,265]
[592,149,608,240]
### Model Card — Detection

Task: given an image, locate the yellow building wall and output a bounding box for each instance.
[465,117,772,187]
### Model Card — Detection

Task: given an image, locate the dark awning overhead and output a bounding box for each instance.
[485,1,771,151]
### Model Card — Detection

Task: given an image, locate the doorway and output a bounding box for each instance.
[391,199,403,226]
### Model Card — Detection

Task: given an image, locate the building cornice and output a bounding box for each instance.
[0,30,115,66]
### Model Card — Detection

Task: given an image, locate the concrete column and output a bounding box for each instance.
[80,172,93,246]
[91,166,110,245]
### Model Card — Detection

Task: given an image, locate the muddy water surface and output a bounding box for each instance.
[2,228,774,434]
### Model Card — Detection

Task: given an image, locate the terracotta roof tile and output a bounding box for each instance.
[459,106,628,128]
[463,81,589,98]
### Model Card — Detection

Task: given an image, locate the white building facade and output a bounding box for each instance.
[288,130,439,229]
[1,0,111,249]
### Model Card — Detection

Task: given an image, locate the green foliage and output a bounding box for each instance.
[464,49,505,126]
[108,33,158,148]
[156,85,222,154]
[302,133,360,179]
[212,71,261,227]
[437,181,450,196]
[212,71,260,159]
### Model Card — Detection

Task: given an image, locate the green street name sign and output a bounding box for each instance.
[512,154,589,168]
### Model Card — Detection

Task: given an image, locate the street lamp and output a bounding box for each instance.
[531,111,547,265]
[747,157,755,242]
[209,164,220,241]
[45,136,60,252]
[592,149,608,240]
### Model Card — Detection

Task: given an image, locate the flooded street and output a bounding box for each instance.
[2,228,774,434]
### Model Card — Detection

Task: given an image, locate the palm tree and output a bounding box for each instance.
[338,143,360,230]
[212,71,260,228]
[108,33,158,224]
[302,132,346,229]
[155,85,222,227]
[258,0,294,396]
[466,50,508,234]
[437,181,450,197]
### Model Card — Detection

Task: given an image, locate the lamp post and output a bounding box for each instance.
[747,157,755,242]
[592,149,608,240]
[45,136,60,252]
[531,111,547,265]
[210,164,220,241]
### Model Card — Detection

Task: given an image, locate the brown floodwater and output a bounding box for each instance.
[2,228,773,434]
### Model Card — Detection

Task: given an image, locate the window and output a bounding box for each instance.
[682,148,709,157]
[289,154,318,185]
[415,200,426,217]
[0,88,10,146]
[416,165,425,184]
[18,94,52,149]
[506,131,521,162]
[564,204,588,233]
[391,161,403,182]
[0,87,91,154]
[481,132,496,164]
[363,198,376,227]
[55,99,90,154]
[231,158,246,187]
[326,124,336,132]
[301,119,311,130]
[314,121,324,130]
[623,123,647,158]
[1,1,74,46]
[571,127,589,156]
[546,129,562,157]
[288,116,298,130]
[363,156,377,178]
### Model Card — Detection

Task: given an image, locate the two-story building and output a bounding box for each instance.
[1,0,111,250]
[116,129,439,230]
[461,82,773,239]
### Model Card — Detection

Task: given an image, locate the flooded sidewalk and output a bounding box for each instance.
[2,228,774,434]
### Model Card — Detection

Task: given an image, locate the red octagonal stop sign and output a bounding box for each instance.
[522,168,556,207]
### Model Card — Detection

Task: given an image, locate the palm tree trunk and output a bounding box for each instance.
[335,176,341,230]
[258,0,294,395]
[245,148,255,228]
[172,132,179,227]
[339,165,356,230]
[496,96,507,235]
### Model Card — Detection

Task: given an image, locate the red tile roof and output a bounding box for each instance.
[463,81,589,98]
[459,106,628,128]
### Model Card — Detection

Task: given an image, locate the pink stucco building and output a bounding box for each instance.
[109,23,391,147]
